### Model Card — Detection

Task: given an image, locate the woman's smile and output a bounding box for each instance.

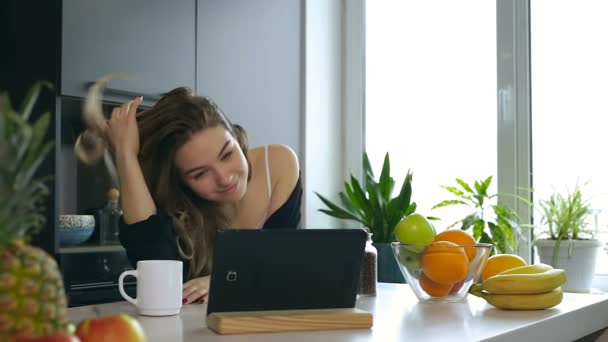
[219,180,239,194]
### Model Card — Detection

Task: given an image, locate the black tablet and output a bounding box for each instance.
[206,228,367,315]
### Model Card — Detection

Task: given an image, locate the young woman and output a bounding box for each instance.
[103,88,301,304]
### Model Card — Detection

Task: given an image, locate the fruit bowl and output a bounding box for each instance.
[392,242,492,302]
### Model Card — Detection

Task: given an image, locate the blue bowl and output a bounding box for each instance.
[59,215,95,247]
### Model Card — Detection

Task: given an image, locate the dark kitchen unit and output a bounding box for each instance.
[58,97,140,306]
[2,0,195,306]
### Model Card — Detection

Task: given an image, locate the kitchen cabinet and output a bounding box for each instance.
[59,247,136,306]
[62,0,196,105]
[3,0,187,307]
[4,0,305,307]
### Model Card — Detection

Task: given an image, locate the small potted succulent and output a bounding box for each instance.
[533,183,602,292]
[315,152,416,283]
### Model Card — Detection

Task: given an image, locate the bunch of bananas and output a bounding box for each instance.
[469,264,567,310]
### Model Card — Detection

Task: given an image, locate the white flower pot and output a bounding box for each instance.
[534,239,602,292]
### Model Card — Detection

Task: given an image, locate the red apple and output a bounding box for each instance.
[449,280,466,294]
[11,334,80,342]
[75,314,146,342]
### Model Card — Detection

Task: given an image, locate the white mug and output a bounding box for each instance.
[119,260,183,316]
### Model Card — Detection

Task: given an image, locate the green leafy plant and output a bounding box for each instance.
[0,81,54,243]
[432,176,524,255]
[315,152,415,243]
[536,183,595,265]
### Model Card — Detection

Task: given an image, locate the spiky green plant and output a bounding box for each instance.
[0,82,71,338]
[537,183,595,266]
[315,152,416,243]
[0,82,54,241]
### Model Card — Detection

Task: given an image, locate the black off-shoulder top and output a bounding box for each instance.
[119,175,302,279]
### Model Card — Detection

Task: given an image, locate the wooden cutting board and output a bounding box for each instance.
[207,308,373,335]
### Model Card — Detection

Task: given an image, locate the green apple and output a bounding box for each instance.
[398,244,424,270]
[394,213,436,245]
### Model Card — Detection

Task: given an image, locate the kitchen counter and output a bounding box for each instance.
[67,283,608,342]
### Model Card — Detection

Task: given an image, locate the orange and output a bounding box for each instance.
[481,254,527,281]
[434,229,477,261]
[419,272,453,297]
[422,241,470,285]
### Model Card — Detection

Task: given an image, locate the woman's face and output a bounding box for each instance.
[175,126,248,202]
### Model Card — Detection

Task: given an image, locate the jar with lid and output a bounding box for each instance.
[357,228,377,296]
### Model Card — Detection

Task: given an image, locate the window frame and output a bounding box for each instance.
[496,0,533,262]
[349,0,535,261]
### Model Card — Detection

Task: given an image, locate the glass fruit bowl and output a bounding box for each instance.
[391,241,492,302]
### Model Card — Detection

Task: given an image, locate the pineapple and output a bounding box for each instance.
[0,82,70,339]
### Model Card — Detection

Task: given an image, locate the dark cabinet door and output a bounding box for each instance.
[62,0,196,104]
[59,249,136,307]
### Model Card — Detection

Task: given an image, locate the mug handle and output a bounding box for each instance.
[118,270,138,305]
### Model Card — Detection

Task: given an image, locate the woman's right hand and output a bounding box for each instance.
[106,96,144,159]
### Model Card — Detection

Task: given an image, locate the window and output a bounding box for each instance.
[530,0,608,274]
[365,1,497,229]
[362,0,608,275]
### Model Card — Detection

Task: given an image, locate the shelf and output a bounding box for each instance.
[59,245,125,254]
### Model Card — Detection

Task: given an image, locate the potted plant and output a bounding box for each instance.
[432,176,525,255]
[533,183,602,292]
[315,152,416,283]
[0,82,71,339]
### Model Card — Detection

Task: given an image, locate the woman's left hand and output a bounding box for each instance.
[183,276,210,304]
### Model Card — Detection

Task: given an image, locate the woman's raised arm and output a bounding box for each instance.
[106,97,157,223]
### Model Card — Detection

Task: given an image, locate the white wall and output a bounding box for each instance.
[197,0,302,157]
[303,0,364,228]
[302,0,344,228]
[341,0,364,195]
[196,0,364,227]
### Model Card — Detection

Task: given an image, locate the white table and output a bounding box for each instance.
[67,283,608,342]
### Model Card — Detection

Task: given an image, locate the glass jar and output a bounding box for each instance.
[358,229,377,296]
[99,188,122,245]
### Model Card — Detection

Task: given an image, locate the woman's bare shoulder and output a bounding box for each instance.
[268,144,299,173]
[249,144,299,174]
[248,144,299,212]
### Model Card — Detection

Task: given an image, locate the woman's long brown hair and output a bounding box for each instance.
[137,88,250,278]
[75,80,249,278]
